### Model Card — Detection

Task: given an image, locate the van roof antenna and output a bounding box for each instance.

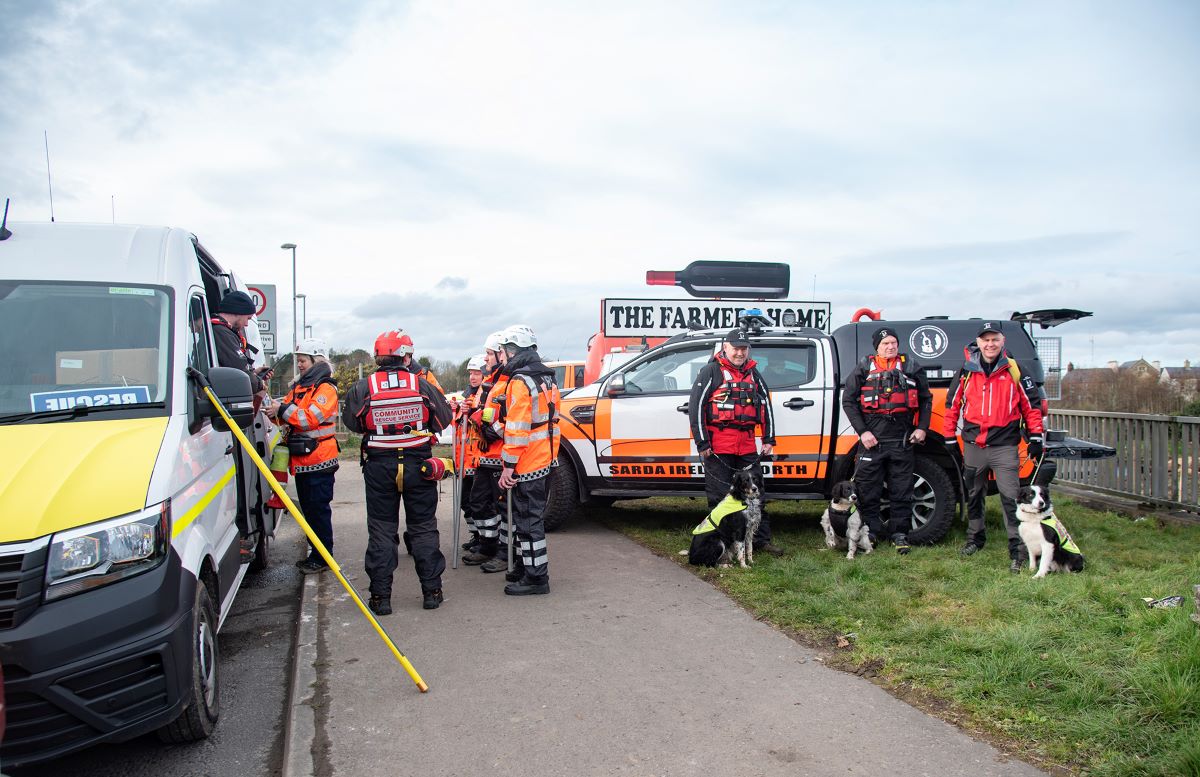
[0,198,12,241]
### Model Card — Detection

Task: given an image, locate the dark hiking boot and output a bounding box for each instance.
[504,580,549,596]
[1011,549,1029,574]
[960,542,982,557]
[296,558,328,574]
[422,589,444,610]
[480,557,509,574]
[368,596,392,616]
[505,566,526,583]
[462,551,493,566]
[891,534,911,555]
[753,542,785,558]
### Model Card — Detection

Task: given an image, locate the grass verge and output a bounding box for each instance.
[592,495,1200,777]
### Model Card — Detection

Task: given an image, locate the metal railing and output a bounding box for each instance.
[1049,409,1200,512]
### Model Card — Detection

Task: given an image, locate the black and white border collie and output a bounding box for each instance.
[1016,485,1085,577]
[688,469,762,568]
[820,481,871,560]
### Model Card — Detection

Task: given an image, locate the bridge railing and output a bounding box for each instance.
[1049,409,1200,512]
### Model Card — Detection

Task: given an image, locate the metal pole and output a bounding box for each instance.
[451,421,463,568]
[281,243,297,354]
[506,487,514,573]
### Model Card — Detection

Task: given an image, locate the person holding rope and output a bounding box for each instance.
[944,323,1045,573]
[841,326,932,555]
[688,328,783,557]
[343,329,452,613]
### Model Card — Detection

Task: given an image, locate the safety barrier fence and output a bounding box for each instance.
[1049,409,1200,513]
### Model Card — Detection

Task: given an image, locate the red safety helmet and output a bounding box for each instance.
[375,329,415,358]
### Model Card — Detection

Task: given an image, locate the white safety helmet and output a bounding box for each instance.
[467,354,487,372]
[295,337,329,359]
[499,324,537,349]
[483,330,506,353]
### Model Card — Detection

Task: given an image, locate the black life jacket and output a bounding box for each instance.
[858,355,919,416]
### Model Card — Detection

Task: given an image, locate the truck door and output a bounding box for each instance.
[594,343,715,489]
[751,338,832,491]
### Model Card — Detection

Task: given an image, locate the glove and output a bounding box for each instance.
[1027,436,1044,459]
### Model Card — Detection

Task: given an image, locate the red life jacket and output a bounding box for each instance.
[858,355,919,416]
[708,357,761,430]
[364,370,431,449]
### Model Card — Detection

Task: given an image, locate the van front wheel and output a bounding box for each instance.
[158,580,220,743]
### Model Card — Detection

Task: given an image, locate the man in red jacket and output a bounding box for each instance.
[943,323,1045,572]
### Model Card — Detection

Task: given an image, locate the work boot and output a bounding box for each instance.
[462,550,493,566]
[753,542,785,558]
[959,542,982,557]
[1011,549,1029,575]
[422,589,444,610]
[891,534,911,555]
[239,536,256,564]
[504,579,550,596]
[480,557,509,574]
[505,566,526,583]
[296,558,328,574]
[368,596,392,616]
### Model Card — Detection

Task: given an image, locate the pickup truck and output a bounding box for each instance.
[544,313,1113,543]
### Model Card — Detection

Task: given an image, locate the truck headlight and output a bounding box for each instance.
[45,501,171,601]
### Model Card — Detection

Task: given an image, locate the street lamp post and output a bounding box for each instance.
[281,243,297,352]
[295,293,307,340]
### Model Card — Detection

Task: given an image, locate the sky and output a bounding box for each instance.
[2,0,1197,369]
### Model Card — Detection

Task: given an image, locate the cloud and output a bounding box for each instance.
[435,276,467,291]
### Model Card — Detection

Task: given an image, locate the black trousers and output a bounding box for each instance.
[363,450,445,597]
[854,439,914,539]
[508,476,549,584]
[465,466,503,556]
[703,452,770,545]
[295,469,336,561]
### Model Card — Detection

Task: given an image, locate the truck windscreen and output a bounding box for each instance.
[0,282,171,421]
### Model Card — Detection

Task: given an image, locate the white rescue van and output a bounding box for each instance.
[0,222,280,768]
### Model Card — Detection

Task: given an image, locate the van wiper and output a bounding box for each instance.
[0,402,166,425]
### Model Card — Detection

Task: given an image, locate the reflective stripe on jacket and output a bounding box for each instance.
[474,370,511,467]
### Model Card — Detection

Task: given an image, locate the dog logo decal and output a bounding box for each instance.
[908,325,948,360]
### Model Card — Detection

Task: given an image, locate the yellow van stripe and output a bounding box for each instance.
[173,466,236,539]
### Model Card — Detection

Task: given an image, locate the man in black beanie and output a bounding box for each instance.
[841,326,932,554]
[212,290,267,393]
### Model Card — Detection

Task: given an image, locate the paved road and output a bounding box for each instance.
[285,464,1047,777]
[15,520,308,777]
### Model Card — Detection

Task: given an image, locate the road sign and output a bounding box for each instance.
[247,284,277,355]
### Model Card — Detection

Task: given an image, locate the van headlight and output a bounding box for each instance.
[45,501,171,601]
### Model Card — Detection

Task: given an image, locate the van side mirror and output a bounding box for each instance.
[606,373,626,397]
[194,366,256,431]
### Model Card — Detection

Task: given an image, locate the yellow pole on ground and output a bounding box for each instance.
[202,384,429,693]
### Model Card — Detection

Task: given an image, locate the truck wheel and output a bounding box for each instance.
[896,457,956,546]
[543,458,580,532]
[158,580,220,743]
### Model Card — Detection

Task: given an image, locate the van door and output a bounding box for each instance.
[594,343,715,490]
[183,293,241,606]
[750,338,833,491]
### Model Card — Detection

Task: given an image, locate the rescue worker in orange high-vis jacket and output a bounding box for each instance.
[494,325,560,595]
[467,333,512,570]
[688,328,782,557]
[267,338,339,574]
[447,354,487,554]
[943,322,1045,573]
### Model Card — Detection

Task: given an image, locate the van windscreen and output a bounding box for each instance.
[0,282,171,421]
